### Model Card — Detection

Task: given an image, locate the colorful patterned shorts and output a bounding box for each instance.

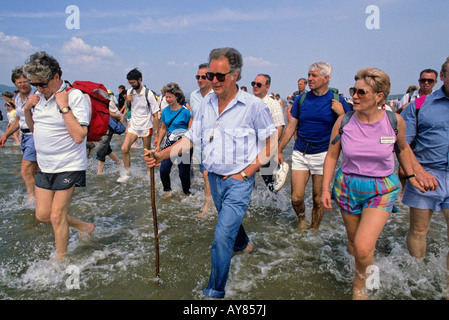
[332,168,400,215]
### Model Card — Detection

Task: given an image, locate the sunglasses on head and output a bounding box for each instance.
[349,87,372,98]
[30,81,49,88]
[419,78,435,84]
[195,75,207,80]
[251,81,263,88]
[205,71,231,82]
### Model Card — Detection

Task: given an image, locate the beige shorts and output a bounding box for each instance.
[291,150,327,175]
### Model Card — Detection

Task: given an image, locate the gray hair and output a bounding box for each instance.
[198,63,208,70]
[309,61,332,78]
[209,47,243,81]
[23,51,62,82]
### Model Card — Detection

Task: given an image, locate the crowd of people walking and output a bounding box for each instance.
[1,48,449,300]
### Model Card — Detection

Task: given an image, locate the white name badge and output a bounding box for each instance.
[380,136,395,144]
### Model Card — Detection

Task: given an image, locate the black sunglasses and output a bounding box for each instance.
[205,71,231,82]
[419,78,435,84]
[30,81,49,88]
[251,81,263,88]
[195,75,207,80]
[349,87,372,98]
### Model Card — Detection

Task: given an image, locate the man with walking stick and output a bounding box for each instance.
[144,47,277,298]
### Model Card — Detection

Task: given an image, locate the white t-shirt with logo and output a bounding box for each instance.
[33,82,91,173]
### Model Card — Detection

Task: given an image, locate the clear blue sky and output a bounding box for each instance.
[1,0,448,99]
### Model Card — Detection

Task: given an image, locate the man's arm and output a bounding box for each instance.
[228,131,278,180]
[407,144,438,191]
[144,135,193,167]
[55,90,88,144]
[277,117,298,164]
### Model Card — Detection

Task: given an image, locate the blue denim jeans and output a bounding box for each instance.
[203,173,255,298]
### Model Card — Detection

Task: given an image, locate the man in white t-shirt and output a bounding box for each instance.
[22,51,95,259]
[117,68,160,183]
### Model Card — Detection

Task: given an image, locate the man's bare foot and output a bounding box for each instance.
[196,198,213,219]
[243,242,253,253]
[80,223,95,241]
[295,220,308,233]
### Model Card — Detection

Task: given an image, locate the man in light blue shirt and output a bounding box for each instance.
[145,47,277,298]
[402,57,449,269]
[189,63,214,218]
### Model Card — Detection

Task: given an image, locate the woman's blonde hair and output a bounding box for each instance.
[354,68,390,104]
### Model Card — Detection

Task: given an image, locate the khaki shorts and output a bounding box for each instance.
[291,150,327,175]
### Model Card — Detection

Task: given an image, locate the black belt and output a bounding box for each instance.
[213,173,226,179]
[21,129,31,134]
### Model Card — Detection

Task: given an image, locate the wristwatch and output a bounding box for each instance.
[241,171,249,181]
[59,106,71,114]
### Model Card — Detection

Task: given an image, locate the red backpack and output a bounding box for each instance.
[66,81,110,141]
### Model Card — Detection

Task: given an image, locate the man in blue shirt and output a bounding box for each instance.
[402,57,449,267]
[278,62,350,232]
[0,67,38,203]
[145,47,277,298]
[189,63,214,218]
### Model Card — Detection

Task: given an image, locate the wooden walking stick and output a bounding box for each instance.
[148,149,160,277]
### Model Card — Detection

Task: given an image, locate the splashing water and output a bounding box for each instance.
[0,122,447,300]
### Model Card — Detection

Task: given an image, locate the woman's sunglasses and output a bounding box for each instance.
[349,87,372,98]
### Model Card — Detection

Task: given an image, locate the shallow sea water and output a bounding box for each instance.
[0,120,448,300]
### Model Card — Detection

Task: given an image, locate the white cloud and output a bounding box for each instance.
[0,32,36,60]
[61,37,114,58]
[58,37,120,85]
[244,56,274,67]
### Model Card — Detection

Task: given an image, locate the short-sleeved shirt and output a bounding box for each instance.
[402,86,449,170]
[33,81,90,173]
[184,89,276,176]
[261,95,285,128]
[127,87,160,131]
[14,89,35,131]
[291,90,351,154]
[161,105,191,133]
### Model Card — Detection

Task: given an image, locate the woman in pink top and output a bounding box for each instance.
[321,68,425,299]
